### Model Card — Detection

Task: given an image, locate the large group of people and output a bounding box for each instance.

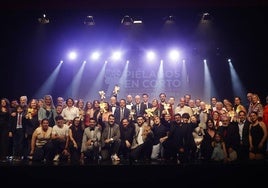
[0,91,268,165]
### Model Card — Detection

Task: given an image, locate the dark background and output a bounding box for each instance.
[1,0,267,103]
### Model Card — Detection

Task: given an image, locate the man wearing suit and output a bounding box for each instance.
[8,105,27,161]
[141,93,153,109]
[132,95,147,121]
[126,94,134,111]
[114,99,131,125]
[158,93,167,117]
[101,114,121,161]
[130,116,153,162]
[108,96,119,114]
[236,110,250,161]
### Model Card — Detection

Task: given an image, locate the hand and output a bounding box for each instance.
[86,139,92,146]
[105,138,112,144]
[62,149,69,156]
[125,140,131,148]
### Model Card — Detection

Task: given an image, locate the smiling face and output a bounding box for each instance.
[249,112,258,123]
[108,115,115,125]
[41,119,49,130]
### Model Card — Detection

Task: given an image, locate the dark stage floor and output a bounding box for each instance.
[1,158,268,186]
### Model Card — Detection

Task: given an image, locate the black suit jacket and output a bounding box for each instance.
[132,103,146,118]
[239,119,250,147]
[114,107,131,125]
[8,114,27,133]
[141,102,153,109]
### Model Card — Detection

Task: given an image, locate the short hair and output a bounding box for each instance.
[89,117,96,122]
[41,118,50,124]
[136,115,145,121]
[182,113,190,119]
[174,113,182,117]
[55,115,64,121]
[159,93,166,97]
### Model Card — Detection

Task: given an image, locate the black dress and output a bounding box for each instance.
[250,123,266,155]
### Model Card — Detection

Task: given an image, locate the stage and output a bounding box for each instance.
[1,158,267,186]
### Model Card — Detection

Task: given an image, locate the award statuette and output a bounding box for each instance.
[145,108,154,127]
[129,109,136,120]
[99,90,106,113]
[145,108,154,118]
[99,90,106,100]
[113,85,120,96]
[26,108,34,119]
[99,102,107,113]
[163,103,171,114]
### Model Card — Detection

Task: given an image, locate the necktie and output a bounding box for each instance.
[17,114,22,128]
[18,114,22,125]
[120,108,124,121]
[137,105,140,114]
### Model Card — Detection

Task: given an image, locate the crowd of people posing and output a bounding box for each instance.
[0,92,267,164]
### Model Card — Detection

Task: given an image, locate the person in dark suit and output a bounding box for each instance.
[162,113,193,163]
[114,99,131,125]
[108,96,119,114]
[158,93,167,117]
[141,93,153,109]
[132,95,146,121]
[8,105,27,161]
[236,110,250,162]
[101,114,121,161]
[119,118,135,160]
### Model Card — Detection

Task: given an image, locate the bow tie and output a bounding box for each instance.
[90,128,95,131]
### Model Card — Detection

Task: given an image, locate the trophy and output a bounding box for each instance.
[99,90,106,100]
[99,90,106,113]
[205,104,211,111]
[113,85,120,96]
[99,102,107,113]
[145,108,154,118]
[163,103,171,114]
[130,109,135,116]
[26,108,34,119]
[129,109,136,120]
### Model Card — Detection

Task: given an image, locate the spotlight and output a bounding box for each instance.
[133,20,143,24]
[146,51,156,61]
[133,16,143,24]
[165,15,176,24]
[68,51,78,60]
[202,13,212,21]
[168,50,180,61]
[38,14,49,24]
[121,15,133,26]
[84,15,95,26]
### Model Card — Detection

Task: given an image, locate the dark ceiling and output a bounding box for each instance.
[1,0,268,10]
[1,0,268,101]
